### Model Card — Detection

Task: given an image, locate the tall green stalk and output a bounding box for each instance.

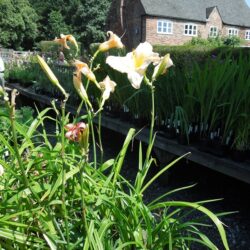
[7,90,40,202]
[144,77,155,163]
[60,98,70,246]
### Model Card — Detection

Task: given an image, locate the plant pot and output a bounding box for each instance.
[119,111,131,122]
[208,140,227,157]
[197,138,210,153]
[133,117,148,128]
[177,134,189,145]
[230,149,246,162]
[189,133,199,145]
[163,127,176,139]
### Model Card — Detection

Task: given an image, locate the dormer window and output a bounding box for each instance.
[209,26,218,37]
[184,24,197,36]
[157,20,173,34]
[245,30,250,40]
[228,28,238,36]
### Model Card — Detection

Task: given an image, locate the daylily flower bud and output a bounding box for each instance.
[99,31,124,52]
[37,55,67,97]
[73,73,92,109]
[65,122,89,153]
[152,54,173,80]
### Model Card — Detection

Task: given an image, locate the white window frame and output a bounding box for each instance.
[228,28,238,37]
[209,26,218,37]
[184,23,198,36]
[157,20,173,34]
[245,30,250,40]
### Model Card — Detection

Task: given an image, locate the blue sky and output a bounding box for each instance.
[246,0,250,7]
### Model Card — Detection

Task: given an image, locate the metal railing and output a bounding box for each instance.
[0,49,34,63]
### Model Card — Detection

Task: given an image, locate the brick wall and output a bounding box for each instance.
[144,17,206,45]
[223,25,250,46]
[206,8,223,37]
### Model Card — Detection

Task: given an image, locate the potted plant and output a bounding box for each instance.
[231,125,249,162]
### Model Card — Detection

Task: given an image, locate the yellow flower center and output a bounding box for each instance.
[133,51,145,69]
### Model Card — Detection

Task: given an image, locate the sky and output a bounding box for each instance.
[246,0,250,7]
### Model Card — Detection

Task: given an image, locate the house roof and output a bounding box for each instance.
[140,0,250,27]
[206,6,217,19]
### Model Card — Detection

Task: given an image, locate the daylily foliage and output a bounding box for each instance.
[5,31,230,249]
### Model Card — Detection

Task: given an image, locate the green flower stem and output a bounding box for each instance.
[75,99,84,119]
[144,77,155,162]
[98,109,104,164]
[60,98,70,246]
[79,155,89,232]
[88,109,97,168]
[7,90,40,202]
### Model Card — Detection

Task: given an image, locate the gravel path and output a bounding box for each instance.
[100,128,250,250]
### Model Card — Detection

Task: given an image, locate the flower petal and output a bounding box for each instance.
[65,123,75,130]
[127,71,144,89]
[106,54,133,74]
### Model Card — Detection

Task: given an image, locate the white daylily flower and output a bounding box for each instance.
[106,42,160,89]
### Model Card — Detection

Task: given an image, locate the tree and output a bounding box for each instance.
[0,0,38,50]
[71,0,112,49]
[47,11,69,39]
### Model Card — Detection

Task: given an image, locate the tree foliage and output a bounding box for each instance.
[30,0,112,50]
[70,0,112,49]
[0,0,112,50]
[0,0,38,50]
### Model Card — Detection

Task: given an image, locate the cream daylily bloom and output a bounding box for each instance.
[54,34,78,52]
[106,42,160,89]
[152,54,173,80]
[99,76,117,105]
[99,31,124,52]
[74,60,97,83]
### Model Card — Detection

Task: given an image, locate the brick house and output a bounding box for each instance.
[107,0,250,48]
